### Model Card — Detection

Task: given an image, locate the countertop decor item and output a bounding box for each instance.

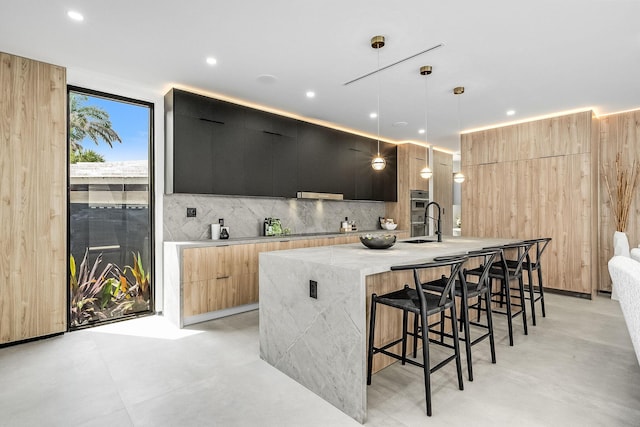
[359,233,396,249]
[379,217,397,230]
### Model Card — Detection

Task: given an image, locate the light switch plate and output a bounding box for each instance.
[310,280,318,299]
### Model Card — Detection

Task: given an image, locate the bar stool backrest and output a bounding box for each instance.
[465,249,500,292]
[502,241,534,278]
[523,237,552,269]
[484,241,533,279]
[391,257,467,309]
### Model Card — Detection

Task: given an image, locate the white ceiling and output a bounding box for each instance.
[2,0,640,153]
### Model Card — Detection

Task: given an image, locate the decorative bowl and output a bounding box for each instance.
[381,222,398,230]
[360,233,397,249]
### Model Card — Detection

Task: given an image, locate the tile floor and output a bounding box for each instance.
[1,293,639,426]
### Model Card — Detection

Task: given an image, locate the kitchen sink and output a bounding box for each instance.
[402,239,436,243]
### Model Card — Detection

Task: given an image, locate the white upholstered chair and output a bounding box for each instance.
[608,256,640,365]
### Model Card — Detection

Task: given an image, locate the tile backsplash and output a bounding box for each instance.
[163,193,386,241]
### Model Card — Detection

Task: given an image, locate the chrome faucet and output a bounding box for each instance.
[424,201,442,242]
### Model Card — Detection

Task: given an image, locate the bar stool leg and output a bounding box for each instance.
[419,309,432,416]
[450,300,464,391]
[401,311,408,365]
[412,313,418,358]
[519,276,528,335]
[485,290,497,363]
[538,267,546,317]
[527,265,537,326]
[503,278,514,346]
[367,295,378,385]
[461,293,473,381]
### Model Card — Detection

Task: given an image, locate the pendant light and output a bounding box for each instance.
[453,86,465,183]
[419,65,433,180]
[371,35,386,171]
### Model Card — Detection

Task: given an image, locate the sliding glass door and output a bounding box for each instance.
[68,87,153,329]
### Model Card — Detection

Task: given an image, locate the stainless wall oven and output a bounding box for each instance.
[410,190,429,237]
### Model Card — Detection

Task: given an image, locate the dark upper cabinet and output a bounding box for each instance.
[244,108,299,197]
[272,134,298,198]
[210,122,245,196]
[372,141,398,202]
[353,136,374,200]
[173,89,244,126]
[297,123,348,195]
[173,114,215,194]
[243,128,274,197]
[244,108,298,138]
[166,88,397,201]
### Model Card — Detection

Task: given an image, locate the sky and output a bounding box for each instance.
[72,93,150,162]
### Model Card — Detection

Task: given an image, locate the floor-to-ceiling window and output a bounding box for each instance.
[68,86,153,329]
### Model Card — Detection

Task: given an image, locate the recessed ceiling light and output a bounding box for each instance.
[206,57,217,65]
[67,10,84,21]
[506,110,516,116]
[257,74,278,84]
[369,112,378,119]
[418,129,426,134]
[306,91,315,98]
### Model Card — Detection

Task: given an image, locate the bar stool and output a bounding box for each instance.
[422,249,499,381]
[367,257,467,417]
[466,242,532,346]
[506,237,551,326]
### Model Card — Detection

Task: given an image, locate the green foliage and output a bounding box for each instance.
[69,250,151,328]
[69,250,118,327]
[70,149,105,163]
[69,93,122,152]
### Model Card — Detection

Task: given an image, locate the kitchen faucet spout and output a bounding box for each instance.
[424,201,442,242]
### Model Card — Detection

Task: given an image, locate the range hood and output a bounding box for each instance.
[296,191,344,201]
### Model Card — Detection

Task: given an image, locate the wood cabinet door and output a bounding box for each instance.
[1,54,67,344]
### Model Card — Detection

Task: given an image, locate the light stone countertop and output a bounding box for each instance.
[261,236,519,276]
[164,229,407,248]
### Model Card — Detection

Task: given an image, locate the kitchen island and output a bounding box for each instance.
[259,236,517,423]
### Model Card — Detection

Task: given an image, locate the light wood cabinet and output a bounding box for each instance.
[180,233,396,322]
[461,111,597,296]
[386,143,453,236]
[0,53,67,344]
[407,143,430,192]
[433,150,453,235]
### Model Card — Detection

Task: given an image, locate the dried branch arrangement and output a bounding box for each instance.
[603,153,640,232]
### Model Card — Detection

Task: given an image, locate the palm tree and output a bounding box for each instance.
[69,93,122,152]
[70,149,105,163]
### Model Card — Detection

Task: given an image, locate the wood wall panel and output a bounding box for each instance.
[598,110,640,292]
[460,111,596,295]
[433,149,453,235]
[0,53,67,344]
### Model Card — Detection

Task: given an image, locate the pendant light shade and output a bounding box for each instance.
[420,166,433,179]
[371,35,386,171]
[372,156,386,170]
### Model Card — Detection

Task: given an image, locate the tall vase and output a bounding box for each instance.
[611,231,630,300]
